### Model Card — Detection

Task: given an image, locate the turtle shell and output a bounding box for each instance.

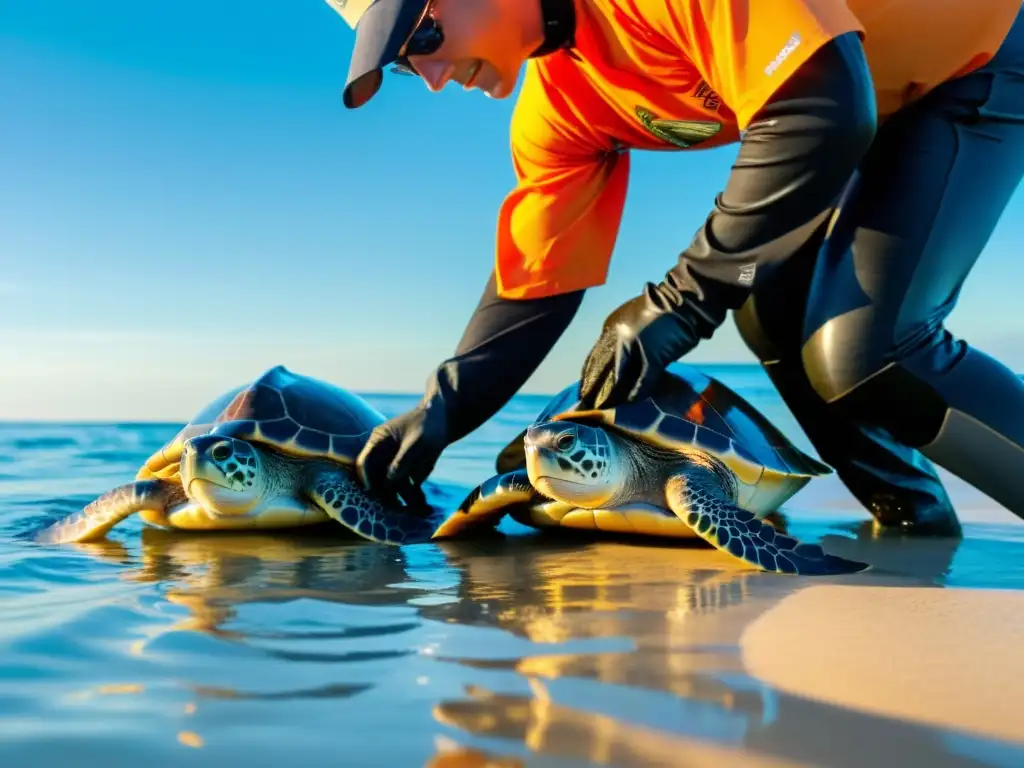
[496,362,831,514]
[137,365,385,482]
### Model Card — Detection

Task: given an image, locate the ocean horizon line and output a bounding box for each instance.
[0,363,776,425]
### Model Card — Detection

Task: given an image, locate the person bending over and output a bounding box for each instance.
[325,0,1024,536]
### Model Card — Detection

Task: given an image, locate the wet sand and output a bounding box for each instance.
[741,585,1024,746]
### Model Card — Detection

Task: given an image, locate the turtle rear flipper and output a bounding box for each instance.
[305,466,438,546]
[433,469,538,539]
[35,479,184,545]
[664,471,869,576]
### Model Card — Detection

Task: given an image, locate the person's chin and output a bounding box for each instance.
[480,69,518,100]
[482,82,511,99]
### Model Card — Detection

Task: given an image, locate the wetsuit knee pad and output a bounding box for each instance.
[801,314,879,404]
[801,329,950,447]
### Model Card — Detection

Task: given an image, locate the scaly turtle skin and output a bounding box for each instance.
[434,363,869,576]
[34,365,443,546]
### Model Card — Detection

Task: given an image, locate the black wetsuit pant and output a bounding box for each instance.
[734,8,1024,534]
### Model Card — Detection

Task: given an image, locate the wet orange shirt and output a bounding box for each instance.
[495,0,1022,300]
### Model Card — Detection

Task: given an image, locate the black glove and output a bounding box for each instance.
[356,393,447,512]
[579,280,710,410]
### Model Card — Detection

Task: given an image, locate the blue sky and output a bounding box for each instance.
[3,0,1024,421]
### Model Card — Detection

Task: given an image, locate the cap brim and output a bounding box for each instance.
[343,0,429,109]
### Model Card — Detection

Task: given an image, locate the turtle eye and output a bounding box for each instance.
[554,431,575,451]
[210,442,233,462]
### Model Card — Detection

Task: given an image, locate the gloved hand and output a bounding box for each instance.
[579,281,707,410]
[355,395,448,513]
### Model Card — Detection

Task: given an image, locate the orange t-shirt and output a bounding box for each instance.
[494,0,1022,300]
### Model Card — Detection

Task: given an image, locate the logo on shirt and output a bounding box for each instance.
[693,80,721,112]
[765,33,802,76]
[635,106,722,149]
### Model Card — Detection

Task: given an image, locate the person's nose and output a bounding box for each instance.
[409,58,451,91]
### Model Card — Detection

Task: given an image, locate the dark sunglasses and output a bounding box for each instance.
[390,3,445,76]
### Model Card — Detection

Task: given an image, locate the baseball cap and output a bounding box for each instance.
[325,0,433,109]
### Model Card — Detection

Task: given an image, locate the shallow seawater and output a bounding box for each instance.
[2,364,1023,767]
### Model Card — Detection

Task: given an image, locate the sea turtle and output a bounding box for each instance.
[34,365,444,546]
[432,363,869,576]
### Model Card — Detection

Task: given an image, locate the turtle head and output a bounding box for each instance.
[523,420,626,508]
[181,434,262,516]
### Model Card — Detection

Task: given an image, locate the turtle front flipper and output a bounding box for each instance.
[35,479,185,545]
[432,469,538,539]
[664,471,869,576]
[305,466,438,546]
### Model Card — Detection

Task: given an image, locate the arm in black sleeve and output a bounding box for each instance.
[355,269,582,504]
[426,270,584,443]
[653,31,878,337]
[581,33,876,411]
[578,31,878,409]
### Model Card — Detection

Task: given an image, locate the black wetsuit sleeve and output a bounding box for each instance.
[425,270,584,443]
[650,31,878,341]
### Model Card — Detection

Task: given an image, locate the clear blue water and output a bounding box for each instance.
[2,363,1023,766]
